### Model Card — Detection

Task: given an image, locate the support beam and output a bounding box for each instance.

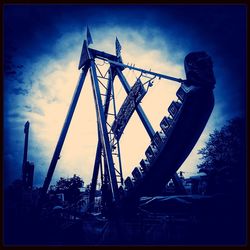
[110,80,124,185]
[89,48,118,63]
[89,67,115,210]
[41,64,89,197]
[116,68,155,139]
[88,138,102,210]
[89,60,119,202]
[108,59,185,83]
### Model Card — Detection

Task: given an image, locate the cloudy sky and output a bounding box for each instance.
[3,4,246,188]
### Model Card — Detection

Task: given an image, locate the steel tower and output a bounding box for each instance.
[40,28,215,212]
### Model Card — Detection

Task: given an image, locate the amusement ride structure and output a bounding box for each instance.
[39,27,216,213]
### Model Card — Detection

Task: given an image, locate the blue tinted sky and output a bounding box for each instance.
[4,4,247,187]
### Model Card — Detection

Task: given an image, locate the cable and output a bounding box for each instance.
[96,59,106,66]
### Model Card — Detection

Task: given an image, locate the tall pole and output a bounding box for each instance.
[107,59,185,83]
[22,121,29,182]
[41,64,89,197]
[89,67,115,210]
[89,59,119,202]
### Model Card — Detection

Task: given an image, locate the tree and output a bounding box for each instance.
[196,117,247,244]
[197,117,246,195]
[50,174,84,203]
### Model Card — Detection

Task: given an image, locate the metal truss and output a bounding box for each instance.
[40,28,187,210]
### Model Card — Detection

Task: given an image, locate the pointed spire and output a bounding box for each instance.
[78,40,91,70]
[24,121,29,134]
[86,26,93,46]
[115,37,122,58]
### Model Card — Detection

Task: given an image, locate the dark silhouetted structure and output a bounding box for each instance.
[22,121,34,190]
[40,28,215,217]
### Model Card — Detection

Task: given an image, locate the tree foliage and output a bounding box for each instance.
[50,174,84,203]
[197,117,246,194]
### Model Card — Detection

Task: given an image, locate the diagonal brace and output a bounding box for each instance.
[88,67,115,210]
[41,64,90,197]
[115,68,155,139]
[89,60,119,202]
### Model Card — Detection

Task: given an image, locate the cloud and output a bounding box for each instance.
[24,105,45,116]
[4,5,246,187]
[12,87,28,96]
[8,27,184,186]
